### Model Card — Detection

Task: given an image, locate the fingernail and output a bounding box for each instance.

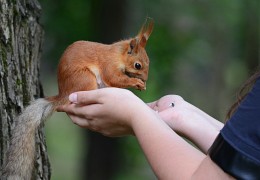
[69,93,77,103]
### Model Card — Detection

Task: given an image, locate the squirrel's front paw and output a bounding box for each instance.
[131,78,146,90]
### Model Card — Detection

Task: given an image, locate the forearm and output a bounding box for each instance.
[147,95,224,153]
[176,103,224,153]
[59,89,232,179]
[131,108,205,179]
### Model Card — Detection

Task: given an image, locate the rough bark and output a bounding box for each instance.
[0,0,50,179]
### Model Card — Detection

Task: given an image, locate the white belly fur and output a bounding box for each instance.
[89,66,107,88]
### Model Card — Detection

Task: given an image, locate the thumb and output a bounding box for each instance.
[69,90,102,105]
[69,93,78,103]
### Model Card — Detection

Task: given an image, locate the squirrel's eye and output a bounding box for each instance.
[134,62,142,70]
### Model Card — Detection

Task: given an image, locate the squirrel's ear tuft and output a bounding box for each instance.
[137,17,154,48]
[127,38,138,54]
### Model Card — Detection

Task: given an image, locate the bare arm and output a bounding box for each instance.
[130,107,232,179]
[57,88,231,179]
[148,95,224,153]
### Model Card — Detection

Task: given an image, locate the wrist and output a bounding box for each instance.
[130,104,158,133]
[166,102,223,153]
[185,116,222,152]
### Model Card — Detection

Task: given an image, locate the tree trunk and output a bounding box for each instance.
[0,0,50,179]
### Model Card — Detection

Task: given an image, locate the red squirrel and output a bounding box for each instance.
[1,18,154,179]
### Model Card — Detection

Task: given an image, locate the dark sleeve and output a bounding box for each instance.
[220,78,260,163]
[208,78,260,179]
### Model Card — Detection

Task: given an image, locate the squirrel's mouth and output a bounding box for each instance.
[125,71,146,83]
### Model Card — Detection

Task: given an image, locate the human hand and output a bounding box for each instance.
[147,95,189,132]
[57,88,150,137]
[148,95,224,152]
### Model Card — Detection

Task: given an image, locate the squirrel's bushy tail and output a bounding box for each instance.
[1,98,54,180]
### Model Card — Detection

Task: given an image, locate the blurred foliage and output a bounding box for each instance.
[39,0,259,179]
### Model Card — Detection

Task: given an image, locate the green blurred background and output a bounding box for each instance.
[39,0,259,179]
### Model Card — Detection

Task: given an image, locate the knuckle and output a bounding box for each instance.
[71,118,79,125]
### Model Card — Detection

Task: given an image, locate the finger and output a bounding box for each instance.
[57,103,87,117]
[69,89,105,105]
[57,104,72,112]
[68,113,90,128]
[147,100,157,109]
[59,103,103,120]
[56,103,80,113]
[68,113,102,133]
